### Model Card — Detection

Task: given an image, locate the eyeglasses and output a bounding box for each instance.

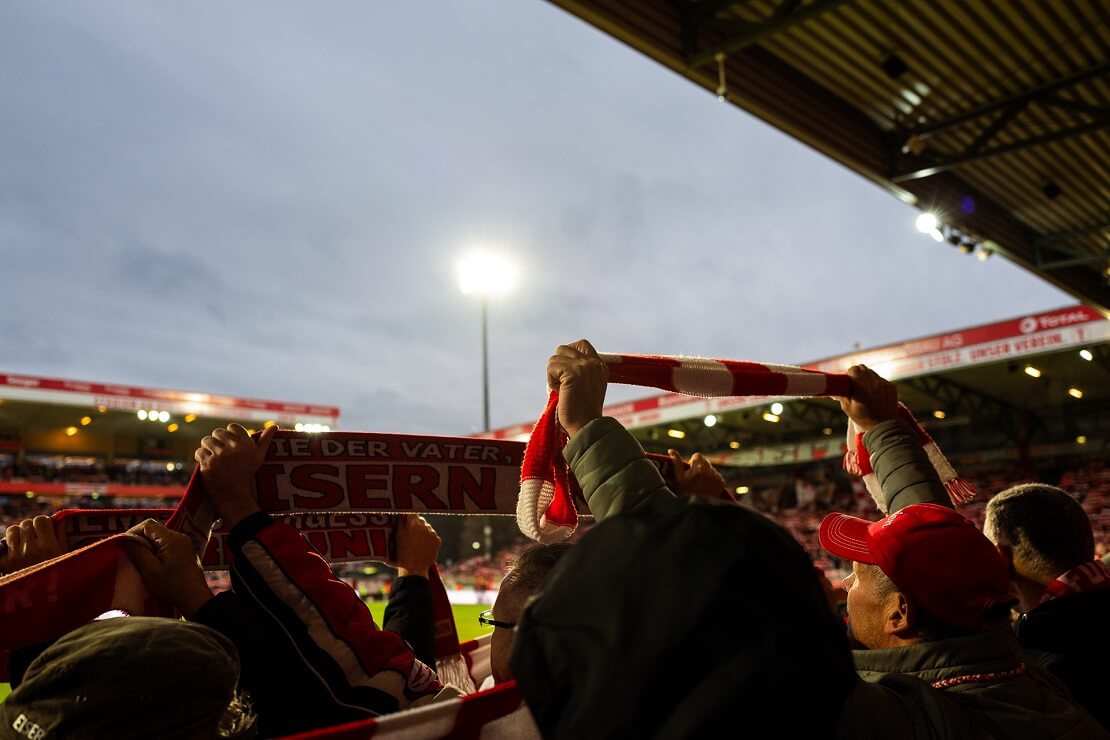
[477,609,515,630]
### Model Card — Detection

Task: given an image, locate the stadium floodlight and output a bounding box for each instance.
[1079,349,1093,361]
[914,212,937,233]
[1068,388,1083,399]
[1023,365,1042,378]
[704,414,717,427]
[166,462,175,472]
[167,423,179,432]
[933,410,946,419]
[770,402,784,415]
[457,252,518,297]
[80,416,92,426]
[762,412,780,423]
[184,413,197,423]
[728,440,741,449]
[822,427,833,436]
[735,486,750,494]
[458,251,518,432]
[667,429,686,439]
[158,411,170,423]
[1076,435,1087,445]
[65,426,78,437]
[137,409,148,420]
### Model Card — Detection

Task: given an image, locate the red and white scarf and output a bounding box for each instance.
[517,353,972,543]
[1039,560,1110,605]
[844,404,976,515]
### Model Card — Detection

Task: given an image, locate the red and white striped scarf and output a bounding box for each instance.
[1039,560,1110,605]
[517,353,972,543]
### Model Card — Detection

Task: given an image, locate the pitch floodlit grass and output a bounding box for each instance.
[368,602,493,644]
[0,605,491,705]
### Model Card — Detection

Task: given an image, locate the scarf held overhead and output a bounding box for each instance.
[517,353,973,543]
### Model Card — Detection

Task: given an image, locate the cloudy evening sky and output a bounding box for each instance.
[0,2,1073,434]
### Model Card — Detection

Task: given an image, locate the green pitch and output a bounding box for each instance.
[368,602,493,643]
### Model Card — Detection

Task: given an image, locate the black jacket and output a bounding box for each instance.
[1016,588,1110,729]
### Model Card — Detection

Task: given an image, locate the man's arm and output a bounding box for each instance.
[382,514,440,668]
[550,341,675,522]
[197,425,443,719]
[840,366,950,514]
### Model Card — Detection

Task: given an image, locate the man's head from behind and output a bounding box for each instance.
[984,483,1094,610]
[489,543,571,684]
[0,616,246,740]
[821,504,1014,649]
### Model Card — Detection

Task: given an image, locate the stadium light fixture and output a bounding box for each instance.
[933,410,946,419]
[704,414,717,427]
[80,416,92,426]
[728,440,741,449]
[1023,365,1042,378]
[91,492,100,500]
[667,429,686,439]
[137,409,148,421]
[25,491,34,499]
[1076,435,1087,445]
[97,405,107,413]
[1079,349,1093,362]
[761,412,780,423]
[167,423,179,432]
[822,427,833,436]
[157,411,170,423]
[184,413,197,423]
[770,402,784,415]
[458,251,518,432]
[735,486,750,494]
[1068,388,1083,399]
[914,213,938,233]
[166,462,175,472]
[65,426,78,437]
[471,541,481,550]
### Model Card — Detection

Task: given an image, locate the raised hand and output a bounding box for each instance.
[195,423,278,528]
[668,450,727,500]
[394,514,442,578]
[0,516,66,576]
[838,365,899,431]
[120,518,214,618]
[546,339,608,437]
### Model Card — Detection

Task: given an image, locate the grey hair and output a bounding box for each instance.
[984,484,1093,580]
[503,543,573,593]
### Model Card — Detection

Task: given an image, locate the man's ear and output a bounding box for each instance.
[886,592,913,638]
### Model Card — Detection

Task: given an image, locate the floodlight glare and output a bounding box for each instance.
[915,213,938,234]
[158,411,170,423]
[457,252,518,296]
[137,409,148,421]
[770,402,784,415]
[1079,349,1093,361]
[704,414,717,427]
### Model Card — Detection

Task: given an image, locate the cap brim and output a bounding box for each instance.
[819,513,876,564]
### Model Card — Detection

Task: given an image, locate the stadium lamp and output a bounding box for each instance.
[457,251,518,432]
[1079,349,1093,361]
[704,414,717,427]
[1023,365,1042,378]
[137,409,148,420]
[667,429,686,439]
[728,440,741,449]
[914,212,944,242]
[770,402,784,415]
[1068,388,1083,399]
[761,412,780,423]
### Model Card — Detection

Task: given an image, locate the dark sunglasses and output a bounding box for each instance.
[477,609,515,629]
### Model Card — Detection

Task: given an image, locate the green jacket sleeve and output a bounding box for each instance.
[864,419,951,514]
[564,417,675,523]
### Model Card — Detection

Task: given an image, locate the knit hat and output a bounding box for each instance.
[0,616,240,740]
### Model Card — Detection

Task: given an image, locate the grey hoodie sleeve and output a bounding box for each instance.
[863,419,951,514]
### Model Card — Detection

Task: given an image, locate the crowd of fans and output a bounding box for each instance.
[1,345,1108,738]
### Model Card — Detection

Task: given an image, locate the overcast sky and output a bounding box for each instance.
[0,1,1073,434]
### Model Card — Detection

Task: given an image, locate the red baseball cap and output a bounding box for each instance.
[820,504,1013,631]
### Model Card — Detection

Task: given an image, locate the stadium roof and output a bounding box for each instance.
[546,0,1110,314]
[486,304,1110,462]
[0,372,339,439]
